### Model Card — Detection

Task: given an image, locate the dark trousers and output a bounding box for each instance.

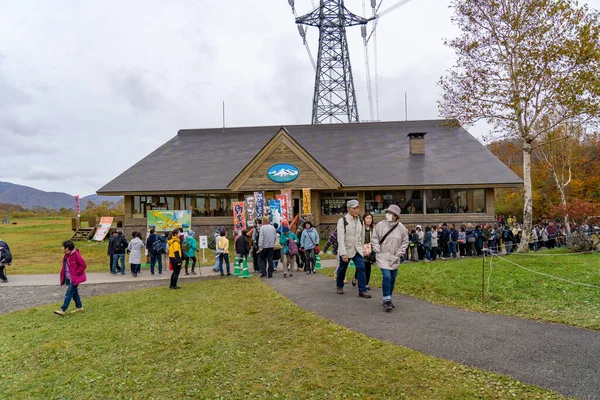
[259,248,274,277]
[440,241,448,257]
[185,256,197,273]
[170,258,182,288]
[431,247,437,261]
[218,254,230,274]
[337,253,367,292]
[150,253,163,274]
[459,243,466,257]
[0,265,7,281]
[354,261,372,285]
[466,242,475,256]
[130,264,141,275]
[108,254,113,271]
[304,249,316,273]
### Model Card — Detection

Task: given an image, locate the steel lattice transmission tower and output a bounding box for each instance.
[296,1,370,124]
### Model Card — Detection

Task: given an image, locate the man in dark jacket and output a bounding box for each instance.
[107,231,119,273]
[146,229,164,276]
[235,230,251,266]
[110,230,128,275]
[439,224,449,258]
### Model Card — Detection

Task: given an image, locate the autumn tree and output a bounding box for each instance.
[439,0,600,251]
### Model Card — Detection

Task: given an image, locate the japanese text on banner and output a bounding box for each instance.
[254,191,265,219]
[302,188,311,214]
[245,195,256,228]
[233,202,246,231]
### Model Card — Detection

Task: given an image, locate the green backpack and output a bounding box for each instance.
[182,238,191,253]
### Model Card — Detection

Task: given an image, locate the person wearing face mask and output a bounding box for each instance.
[335,199,370,297]
[371,205,409,312]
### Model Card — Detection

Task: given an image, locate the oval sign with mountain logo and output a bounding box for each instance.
[267,164,299,183]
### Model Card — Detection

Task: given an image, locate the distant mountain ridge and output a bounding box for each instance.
[0,182,122,210]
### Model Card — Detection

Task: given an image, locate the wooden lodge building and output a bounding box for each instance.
[97,120,523,236]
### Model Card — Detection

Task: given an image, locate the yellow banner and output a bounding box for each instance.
[302,188,311,214]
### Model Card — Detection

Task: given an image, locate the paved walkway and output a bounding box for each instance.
[0,265,242,287]
[266,272,600,400]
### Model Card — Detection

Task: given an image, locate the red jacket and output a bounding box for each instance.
[60,249,87,286]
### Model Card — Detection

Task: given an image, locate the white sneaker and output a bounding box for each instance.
[71,307,84,313]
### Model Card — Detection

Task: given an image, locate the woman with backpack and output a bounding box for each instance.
[183,231,199,275]
[127,232,145,277]
[167,228,183,289]
[279,226,299,278]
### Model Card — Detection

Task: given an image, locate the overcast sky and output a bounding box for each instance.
[2,0,598,198]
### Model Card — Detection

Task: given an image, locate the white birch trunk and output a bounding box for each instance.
[520,143,533,252]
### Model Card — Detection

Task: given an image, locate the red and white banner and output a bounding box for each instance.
[280,188,293,221]
[276,194,288,222]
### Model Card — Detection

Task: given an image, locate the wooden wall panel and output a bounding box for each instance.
[237,144,332,191]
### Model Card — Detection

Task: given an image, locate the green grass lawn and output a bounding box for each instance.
[320,249,600,330]
[0,278,563,399]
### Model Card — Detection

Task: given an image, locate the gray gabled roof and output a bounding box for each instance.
[97,120,522,194]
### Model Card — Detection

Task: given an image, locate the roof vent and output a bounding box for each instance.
[408,132,426,155]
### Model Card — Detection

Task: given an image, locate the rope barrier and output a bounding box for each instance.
[487,251,600,290]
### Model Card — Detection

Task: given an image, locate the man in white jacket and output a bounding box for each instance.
[371,204,409,311]
[336,199,370,297]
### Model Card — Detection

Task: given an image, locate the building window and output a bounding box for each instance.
[320,192,359,216]
[425,189,486,213]
[364,190,423,214]
[132,196,152,218]
[192,194,236,217]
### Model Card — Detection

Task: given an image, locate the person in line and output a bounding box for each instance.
[430,225,438,261]
[146,229,165,276]
[127,231,145,277]
[465,223,476,257]
[235,230,251,269]
[371,205,409,311]
[416,225,425,260]
[458,226,467,258]
[279,226,299,278]
[183,230,199,275]
[0,237,12,283]
[167,228,183,289]
[439,224,449,259]
[423,226,432,262]
[54,240,87,316]
[212,227,223,272]
[273,223,282,273]
[448,224,459,259]
[258,216,276,277]
[107,231,119,273]
[216,230,231,276]
[353,212,374,288]
[408,229,419,261]
[300,221,320,274]
[111,230,128,275]
[335,199,370,298]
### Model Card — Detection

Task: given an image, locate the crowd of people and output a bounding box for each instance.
[2,208,597,317]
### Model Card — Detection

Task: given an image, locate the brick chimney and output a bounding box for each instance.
[408,132,426,155]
